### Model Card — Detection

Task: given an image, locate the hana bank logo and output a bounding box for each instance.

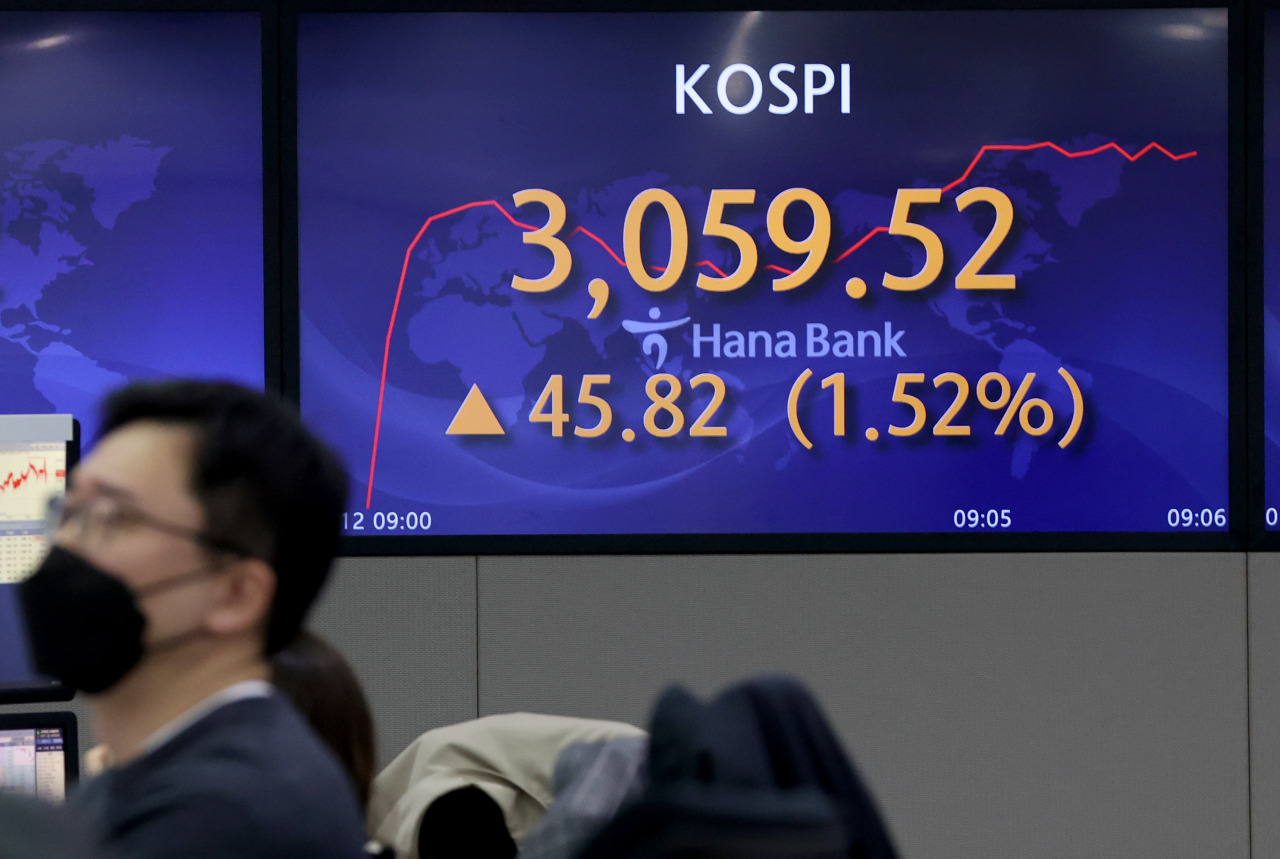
[622,311,908,365]
[622,307,691,370]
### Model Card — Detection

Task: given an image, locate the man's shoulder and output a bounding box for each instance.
[138,693,348,793]
[82,694,367,859]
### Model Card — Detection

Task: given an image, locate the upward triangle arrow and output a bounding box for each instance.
[447,384,505,436]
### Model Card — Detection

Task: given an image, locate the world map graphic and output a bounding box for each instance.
[1,137,169,432]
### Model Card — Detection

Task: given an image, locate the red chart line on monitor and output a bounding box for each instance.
[0,460,49,494]
[364,139,1197,507]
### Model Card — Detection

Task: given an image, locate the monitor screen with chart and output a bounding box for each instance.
[0,415,76,703]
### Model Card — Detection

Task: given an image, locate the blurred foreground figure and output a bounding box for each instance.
[0,794,92,859]
[18,380,368,859]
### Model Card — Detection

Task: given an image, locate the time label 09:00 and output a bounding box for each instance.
[344,511,432,532]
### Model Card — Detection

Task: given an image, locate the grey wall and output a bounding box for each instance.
[308,556,477,769]
[311,551,1251,859]
[475,553,1248,859]
[1252,553,1280,859]
[11,551,1260,857]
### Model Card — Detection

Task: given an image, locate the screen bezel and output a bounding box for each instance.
[0,682,75,707]
[1249,0,1278,549]
[283,0,1249,555]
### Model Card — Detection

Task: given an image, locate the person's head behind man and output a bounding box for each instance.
[26,379,347,761]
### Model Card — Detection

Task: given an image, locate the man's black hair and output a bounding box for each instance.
[98,379,349,654]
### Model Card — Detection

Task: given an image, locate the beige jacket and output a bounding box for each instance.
[367,713,645,858]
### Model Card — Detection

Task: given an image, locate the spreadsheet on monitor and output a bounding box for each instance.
[0,726,67,803]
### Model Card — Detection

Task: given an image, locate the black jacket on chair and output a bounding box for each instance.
[580,675,899,859]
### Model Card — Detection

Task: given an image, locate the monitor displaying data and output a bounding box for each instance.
[296,9,1231,543]
[0,12,265,447]
[0,415,74,703]
[0,713,77,803]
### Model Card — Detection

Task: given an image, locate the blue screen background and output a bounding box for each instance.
[0,13,264,442]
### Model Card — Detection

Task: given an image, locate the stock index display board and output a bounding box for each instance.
[296,9,1231,547]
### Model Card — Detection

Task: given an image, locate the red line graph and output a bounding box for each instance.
[364,139,1196,506]
[0,458,48,493]
[831,140,1196,264]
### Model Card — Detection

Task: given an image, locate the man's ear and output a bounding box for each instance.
[205,557,277,638]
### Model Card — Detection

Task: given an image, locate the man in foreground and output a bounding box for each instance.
[19,380,368,858]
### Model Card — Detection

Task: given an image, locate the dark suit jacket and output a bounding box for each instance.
[69,694,367,859]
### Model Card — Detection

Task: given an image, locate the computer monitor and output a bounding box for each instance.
[0,712,79,803]
[0,415,77,704]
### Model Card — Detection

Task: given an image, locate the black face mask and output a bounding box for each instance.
[18,546,221,695]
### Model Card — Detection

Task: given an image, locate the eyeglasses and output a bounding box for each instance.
[45,493,250,557]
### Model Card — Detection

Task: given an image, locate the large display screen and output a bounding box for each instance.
[0,12,265,447]
[297,9,1231,544]
[0,11,263,698]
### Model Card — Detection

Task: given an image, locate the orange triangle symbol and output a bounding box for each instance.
[447,384,506,436]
